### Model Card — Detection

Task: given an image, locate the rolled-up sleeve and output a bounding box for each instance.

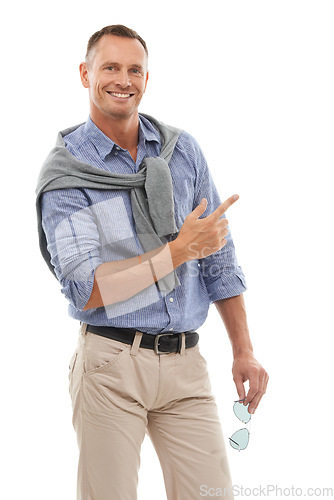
[41,188,103,310]
[192,141,247,303]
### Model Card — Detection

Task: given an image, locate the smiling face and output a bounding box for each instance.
[80,35,149,123]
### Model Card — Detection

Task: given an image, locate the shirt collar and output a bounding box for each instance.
[138,114,161,146]
[84,114,161,161]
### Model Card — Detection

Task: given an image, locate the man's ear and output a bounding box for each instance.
[79,62,90,89]
[144,70,149,92]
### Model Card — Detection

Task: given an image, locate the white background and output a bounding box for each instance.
[1,0,333,498]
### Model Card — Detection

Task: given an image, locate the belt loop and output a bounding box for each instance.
[180,333,186,356]
[80,322,88,335]
[130,331,143,356]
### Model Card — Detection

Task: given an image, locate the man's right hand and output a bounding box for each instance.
[174,195,240,262]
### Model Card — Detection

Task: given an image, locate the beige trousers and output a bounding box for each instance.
[68,323,234,500]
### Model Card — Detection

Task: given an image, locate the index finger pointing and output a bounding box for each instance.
[210,194,239,220]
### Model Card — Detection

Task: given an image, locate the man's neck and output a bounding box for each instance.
[90,109,140,159]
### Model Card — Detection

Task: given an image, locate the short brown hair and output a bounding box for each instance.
[85,24,148,67]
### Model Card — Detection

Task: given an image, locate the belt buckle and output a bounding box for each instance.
[154,333,179,354]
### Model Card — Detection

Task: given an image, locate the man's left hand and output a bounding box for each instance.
[232,353,269,414]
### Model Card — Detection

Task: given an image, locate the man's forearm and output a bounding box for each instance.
[83,240,186,310]
[214,294,253,357]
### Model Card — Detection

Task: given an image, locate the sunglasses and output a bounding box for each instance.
[229,398,252,451]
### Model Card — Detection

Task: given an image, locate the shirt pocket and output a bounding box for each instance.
[173,178,195,229]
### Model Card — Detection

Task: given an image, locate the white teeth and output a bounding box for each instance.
[109,92,131,98]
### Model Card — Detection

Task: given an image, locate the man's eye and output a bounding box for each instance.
[106,67,115,71]
[131,69,140,74]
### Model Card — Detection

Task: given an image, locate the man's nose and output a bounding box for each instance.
[114,69,131,88]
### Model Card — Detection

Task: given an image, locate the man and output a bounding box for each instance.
[36,25,268,500]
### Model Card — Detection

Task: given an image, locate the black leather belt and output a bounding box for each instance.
[86,324,199,354]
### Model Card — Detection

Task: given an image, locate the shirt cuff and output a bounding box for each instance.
[59,256,104,311]
[205,269,247,303]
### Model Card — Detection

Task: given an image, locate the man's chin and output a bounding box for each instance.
[107,109,138,120]
[103,103,140,121]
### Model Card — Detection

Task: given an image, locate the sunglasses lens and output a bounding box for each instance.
[233,401,251,423]
[229,428,249,450]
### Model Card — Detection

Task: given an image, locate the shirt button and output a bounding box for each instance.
[169,327,173,331]
[169,297,174,302]
[114,152,118,156]
[116,146,120,150]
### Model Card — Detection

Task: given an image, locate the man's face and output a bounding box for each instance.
[80,35,149,121]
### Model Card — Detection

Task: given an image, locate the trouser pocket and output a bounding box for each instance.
[83,332,129,377]
[68,351,78,376]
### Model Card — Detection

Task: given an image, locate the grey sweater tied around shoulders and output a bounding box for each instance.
[35,113,184,295]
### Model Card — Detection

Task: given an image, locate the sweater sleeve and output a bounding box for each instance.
[41,188,104,310]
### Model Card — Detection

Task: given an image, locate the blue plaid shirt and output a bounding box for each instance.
[41,114,247,334]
